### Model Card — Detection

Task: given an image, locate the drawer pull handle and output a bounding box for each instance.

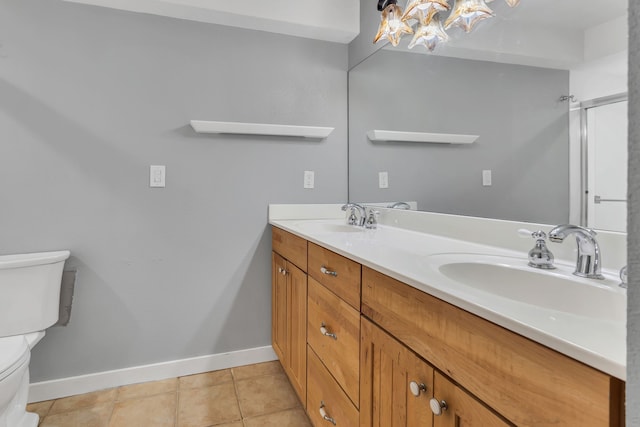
[319,402,336,425]
[320,323,338,340]
[409,381,426,397]
[429,398,448,416]
[320,266,338,277]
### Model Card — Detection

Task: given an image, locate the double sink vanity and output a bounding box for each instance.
[269,204,626,426]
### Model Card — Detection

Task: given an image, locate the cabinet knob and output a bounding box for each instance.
[320,266,338,277]
[319,402,336,425]
[409,381,427,397]
[320,323,338,340]
[278,267,288,276]
[429,398,448,416]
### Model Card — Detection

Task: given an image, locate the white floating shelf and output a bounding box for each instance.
[367,130,478,144]
[190,120,334,139]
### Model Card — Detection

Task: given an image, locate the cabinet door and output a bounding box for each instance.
[432,372,511,427]
[287,262,307,406]
[360,318,434,427]
[272,252,288,364]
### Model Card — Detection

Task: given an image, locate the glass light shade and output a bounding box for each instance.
[408,15,449,51]
[374,4,414,46]
[444,0,494,33]
[402,0,451,24]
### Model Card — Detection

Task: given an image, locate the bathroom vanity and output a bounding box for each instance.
[269,205,626,427]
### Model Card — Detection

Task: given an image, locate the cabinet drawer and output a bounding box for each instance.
[307,346,359,427]
[361,266,623,426]
[272,227,307,272]
[307,277,360,406]
[308,242,361,309]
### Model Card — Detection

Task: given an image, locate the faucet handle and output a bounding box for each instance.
[518,229,546,239]
[620,265,628,288]
[519,229,556,270]
[365,208,380,229]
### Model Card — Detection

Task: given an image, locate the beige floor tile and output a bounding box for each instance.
[116,378,177,401]
[179,369,233,390]
[231,361,283,381]
[235,373,300,418]
[49,388,117,415]
[243,408,312,427]
[26,400,54,419]
[108,393,176,427]
[40,402,113,427]
[177,382,241,427]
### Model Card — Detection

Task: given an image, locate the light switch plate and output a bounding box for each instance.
[379,171,389,189]
[150,165,166,188]
[482,169,492,186]
[304,170,315,189]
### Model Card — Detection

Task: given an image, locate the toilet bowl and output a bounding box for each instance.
[0,335,37,427]
[0,250,70,427]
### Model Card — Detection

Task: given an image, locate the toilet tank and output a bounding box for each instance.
[0,251,70,337]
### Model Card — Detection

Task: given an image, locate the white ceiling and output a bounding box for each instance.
[63,0,628,69]
[62,0,360,43]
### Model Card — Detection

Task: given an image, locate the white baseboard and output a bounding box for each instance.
[28,345,277,403]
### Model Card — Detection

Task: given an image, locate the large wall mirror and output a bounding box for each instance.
[348,0,628,232]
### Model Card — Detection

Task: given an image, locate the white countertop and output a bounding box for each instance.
[269,205,627,380]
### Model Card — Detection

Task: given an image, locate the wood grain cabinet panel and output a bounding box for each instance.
[273,227,307,272]
[432,372,511,427]
[307,347,359,427]
[361,266,624,426]
[271,248,307,407]
[307,277,361,406]
[308,242,361,309]
[272,252,287,364]
[360,317,434,427]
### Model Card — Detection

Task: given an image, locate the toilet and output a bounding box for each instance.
[0,251,70,427]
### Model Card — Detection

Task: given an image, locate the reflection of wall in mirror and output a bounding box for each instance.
[348,49,570,225]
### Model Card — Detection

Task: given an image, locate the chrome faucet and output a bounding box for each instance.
[341,203,366,226]
[548,224,604,279]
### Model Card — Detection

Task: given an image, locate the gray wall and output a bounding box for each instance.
[349,49,569,224]
[628,0,639,424]
[348,0,387,69]
[0,0,348,382]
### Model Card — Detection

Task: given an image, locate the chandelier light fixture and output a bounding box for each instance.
[374,0,521,51]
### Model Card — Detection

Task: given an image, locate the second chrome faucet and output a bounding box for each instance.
[548,224,604,279]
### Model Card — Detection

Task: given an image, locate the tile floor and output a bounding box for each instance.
[26,361,312,427]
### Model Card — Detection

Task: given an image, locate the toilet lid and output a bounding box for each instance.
[0,336,29,380]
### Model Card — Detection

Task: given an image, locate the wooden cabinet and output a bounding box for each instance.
[272,230,308,407]
[431,372,511,427]
[361,317,509,427]
[271,252,288,363]
[361,266,624,426]
[271,226,624,426]
[360,317,434,427]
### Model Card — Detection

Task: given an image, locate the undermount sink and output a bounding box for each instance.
[424,253,625,324]
[293,220,365,234]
